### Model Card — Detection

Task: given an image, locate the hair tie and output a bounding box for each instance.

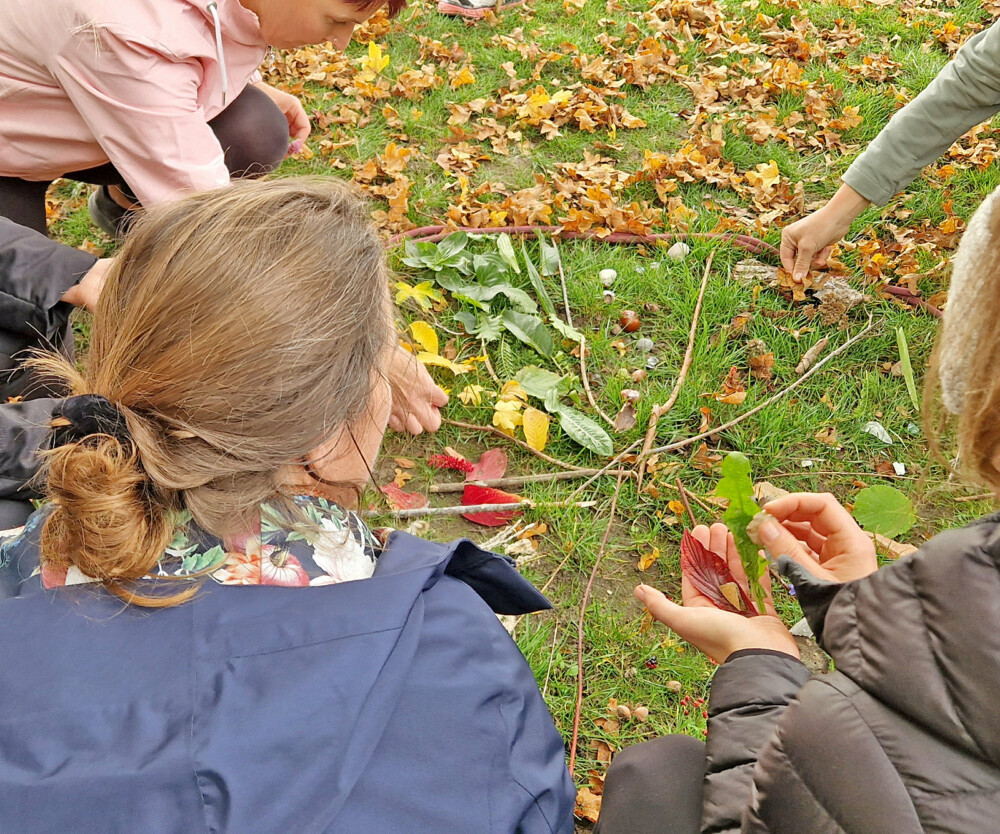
[51,394,134,449]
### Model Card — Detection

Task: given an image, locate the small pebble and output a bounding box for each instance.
[636,266,646,273]
[800,459,814,468]
[650,261,661,270]
[635,337,654,353]
[646,356,660,369]
[599,268,618,285]
[603,290,616,303]
[667,241,690,261]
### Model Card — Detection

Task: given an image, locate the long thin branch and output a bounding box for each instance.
[645,317,877,456]
[638,250,715,478]
[442,417,589,471]
[429,468,631,493]
[555,240,574,327]
[568,473,624,777]
[580,335,616,427]
[675,478,697,526]
[364,499,599,519]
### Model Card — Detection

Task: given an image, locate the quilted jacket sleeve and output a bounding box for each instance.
[701,650,811,833]
[0,398,58,502]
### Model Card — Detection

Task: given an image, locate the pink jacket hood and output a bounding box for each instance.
[0,0,270,205]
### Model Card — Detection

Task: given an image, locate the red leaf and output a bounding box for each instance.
[428,454,475,473]
[467,448,508,481]
[381,483,429,511]
[461,484,523,526]
[679,530,756,617]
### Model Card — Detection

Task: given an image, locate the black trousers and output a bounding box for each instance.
[593,735,706,834]
[0,84,289,234]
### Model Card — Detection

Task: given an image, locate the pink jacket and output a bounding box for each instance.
[0,0,268,205]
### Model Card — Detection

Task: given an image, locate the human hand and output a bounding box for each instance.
[780,184,869,281]
[760,493,878,584]
[636,523,799,664]
[254,82,311,141]
[386,346,449,435]
[60,258,112,312]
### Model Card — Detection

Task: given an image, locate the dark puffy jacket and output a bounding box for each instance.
[703,514,1000,833]
[0,217,95,527]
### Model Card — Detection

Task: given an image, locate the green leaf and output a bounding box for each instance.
[453,311,478,333]
[550,315,584,343]
[496,335,517,380]
[437,231,469,260]
[715,452,767,614]
[475,313,504,341]
[554,406,614,455]
[521,242,557,318]
[896,327,920,411]
[536,232,560,276]
[497,233,521,274]
[852,485,916,538]
[501,310,554,357]
[400,239,438,269]
[515,366,572,400]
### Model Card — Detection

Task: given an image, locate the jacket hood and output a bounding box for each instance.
[794,513,1000,766]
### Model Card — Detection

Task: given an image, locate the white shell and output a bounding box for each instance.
[599,268,617,286]
[667,241,691,261]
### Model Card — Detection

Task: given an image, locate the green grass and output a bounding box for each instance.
[52,0,998,808]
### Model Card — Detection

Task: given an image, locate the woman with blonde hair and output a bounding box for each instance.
[0,178,574,833]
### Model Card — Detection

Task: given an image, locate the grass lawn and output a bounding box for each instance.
[50,0,998,823]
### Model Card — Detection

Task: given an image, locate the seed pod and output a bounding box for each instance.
[620,310,641,332]
[616,704,632,720]
[633,706,650,722]
[600,268,617,286]
[631,368,648,383]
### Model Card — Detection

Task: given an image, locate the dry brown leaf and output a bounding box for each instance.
[637,547,660,571]
[575,787,603,823]
[613,402,637,432]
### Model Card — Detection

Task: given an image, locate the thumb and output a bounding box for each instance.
[756,518,823,574]
[792,244,814,282]
[636,585,696,633]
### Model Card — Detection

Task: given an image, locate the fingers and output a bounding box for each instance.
[764,492,856,537]
[779,231,797,274]
[811,244,834,269]
[781,520,826,556]
[753,515,826,577]
[288,103,312,140]
[792,243,814,283]
[637,585,696,634]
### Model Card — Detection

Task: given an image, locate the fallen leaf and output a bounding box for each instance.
[380,483,429,511]
[458,384,485,405]
[393,468,413,487]
[637,547,660,571]
[461,484,523,526]
[613,402,637,432]
[679,530,755,616]
[575,787,602,823]
[691,442,722,474]
[468,448,508,481]
[522,406,551,451]
[814,426,838,446]
[393,457,415,469]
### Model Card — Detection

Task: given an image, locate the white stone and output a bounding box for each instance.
[667,241,691,261]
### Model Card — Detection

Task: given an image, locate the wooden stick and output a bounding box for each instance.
[429,468,631,493]
[638,250,715,479]
[442,417,589,471]
[645,317,878,456]
[794,337,829,376]
[580,335,616,427]
[364,499,599,519]
[952,492,995,503]
[555,240,574,327]
[568,473,623,777]
[675,478,697,526]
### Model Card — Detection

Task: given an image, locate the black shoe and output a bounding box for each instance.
[88,185,137,241]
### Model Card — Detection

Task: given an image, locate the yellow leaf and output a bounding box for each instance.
[417,352,472,375]
[745,160,780,190]
[498,380,529,403]
[363,41,390,75]
[522,407,550,451]
[492,400,524,435]
[637,547,660,571]
[458,384,485,406]
[667,500,686,517]
[409,321,438,355]
[450,65,477,89]
[395,281,444,310]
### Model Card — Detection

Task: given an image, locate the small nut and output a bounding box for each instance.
[621,388,641,404]
[635,337,654,353]
[603,289,616,303]
[665,680,682,693]
[616,704,632,720]
[633,706,650,722]
[667,241,691,261]
[631,369,648,383]
[599,268,618,286]
[620,310,641,332]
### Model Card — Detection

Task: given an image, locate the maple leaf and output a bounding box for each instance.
[358,41,390,82]
[492,400,524,436]
[449,64,477,89]
[395,281,444,310]
[458,384,485,405]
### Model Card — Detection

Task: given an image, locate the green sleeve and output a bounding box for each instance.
[843,21,1000,206]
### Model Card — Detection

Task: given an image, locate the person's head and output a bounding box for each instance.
[929,186,1000,493]
[239,0,406,50]
[36,178,394,605]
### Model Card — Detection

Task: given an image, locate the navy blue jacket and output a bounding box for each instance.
[0,528,575,833]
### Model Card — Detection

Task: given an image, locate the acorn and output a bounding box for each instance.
[633,706,650,722]
[620,310,641,332]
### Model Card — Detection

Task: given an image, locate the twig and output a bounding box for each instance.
[580,335,616,427]
[364,499,599,519]
[568,473,623,777]
[675,478,697,526]
[481,340,502,384]
[953,492,995,503]
[638,251,716,479]
[565,317,878,503]
[645,317,878,456]
[541,625,560,699]
[429,468,632,493]
[881,285,943,318]
[794,337,829,376]
[540,548,576,595]
[442,417,589,471]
